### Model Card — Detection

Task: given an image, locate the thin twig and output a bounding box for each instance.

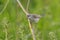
[0,0,9,15]
[17,0,36,40]
[17,0,29,15]
[28,19,36,40]
[26,0,30,12]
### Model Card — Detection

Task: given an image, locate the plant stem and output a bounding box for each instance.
[17,0,29,15]
[26,0,30,12]
[28,19,36,40]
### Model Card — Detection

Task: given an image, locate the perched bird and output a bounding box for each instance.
[27,14,44,23]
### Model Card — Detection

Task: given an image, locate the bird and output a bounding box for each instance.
[27,14,45,23]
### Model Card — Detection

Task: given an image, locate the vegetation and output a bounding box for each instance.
[0,0,60,40]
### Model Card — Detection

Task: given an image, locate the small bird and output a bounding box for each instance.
[27,14,44,23]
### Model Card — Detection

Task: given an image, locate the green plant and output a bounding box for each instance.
[0,0,60,40]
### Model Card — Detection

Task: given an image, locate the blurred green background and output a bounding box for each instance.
[0,0,60,40]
